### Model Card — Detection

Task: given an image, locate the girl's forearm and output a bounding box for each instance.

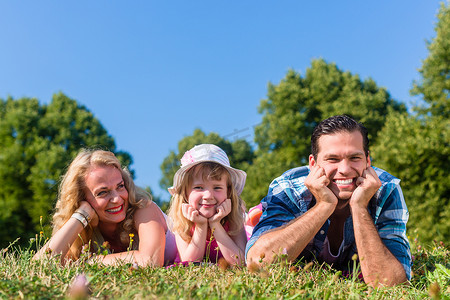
[178,223,208,262]
[210,223,245,265]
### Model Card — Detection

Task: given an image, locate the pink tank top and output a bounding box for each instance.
[175,221,230,264]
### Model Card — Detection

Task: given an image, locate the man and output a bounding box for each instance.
[246,115,411,286]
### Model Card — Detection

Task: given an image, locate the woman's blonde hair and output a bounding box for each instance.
[167,162,245,242]
[51,149,150,259]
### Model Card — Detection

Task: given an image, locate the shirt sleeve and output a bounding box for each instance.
[373,181,412,280]
[245,177,308,261]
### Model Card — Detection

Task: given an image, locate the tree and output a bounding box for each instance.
[0,93,132,248]
[411,2,450,119]
[372,111,449,244]
[159,129,254,203]
[145,186,169,213]
[373,3,449,244]
[244,59,406,207]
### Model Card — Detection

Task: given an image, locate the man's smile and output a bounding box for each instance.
[334,179,354,185]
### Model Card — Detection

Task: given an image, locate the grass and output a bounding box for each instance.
[0,235,448,299]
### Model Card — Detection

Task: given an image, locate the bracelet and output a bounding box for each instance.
[75,209,91,224]
[71,212,88,228]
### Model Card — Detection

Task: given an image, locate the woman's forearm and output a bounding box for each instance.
[34,218,85,262]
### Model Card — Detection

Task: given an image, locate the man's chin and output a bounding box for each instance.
[333,191,352,207]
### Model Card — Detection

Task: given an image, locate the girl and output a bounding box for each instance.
[34,149,177,266]
[168,144,247,265]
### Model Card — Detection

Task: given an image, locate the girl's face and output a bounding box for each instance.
[187,167,228,219]
[84,165,129,226]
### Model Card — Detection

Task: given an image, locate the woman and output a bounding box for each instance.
[34,149,177,266]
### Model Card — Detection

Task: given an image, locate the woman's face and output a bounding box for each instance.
[84,165,129,226]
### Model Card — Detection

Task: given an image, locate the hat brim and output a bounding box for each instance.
[168,160,247,196]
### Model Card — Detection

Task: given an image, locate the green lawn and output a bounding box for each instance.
[0,235,448,299]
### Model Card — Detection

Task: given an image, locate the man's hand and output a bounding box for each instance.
[182,203,208,225]
[350,167,381,209]
[209,198,232,225]
[305,165,338,208]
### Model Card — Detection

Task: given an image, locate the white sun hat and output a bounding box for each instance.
[168,144,247,196]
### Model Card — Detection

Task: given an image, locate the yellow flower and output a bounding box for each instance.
[129,233,134,238]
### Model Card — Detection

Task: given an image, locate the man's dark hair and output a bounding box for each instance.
[311,115,369,159]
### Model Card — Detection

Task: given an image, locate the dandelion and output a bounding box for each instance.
[68,273,91,299]
[128,233,135,251]
[303,261,313,271]
[217,257,229,271]
[332,270,342,282]
[429,282,441,299]
[352,253,358,261]
[130,262,139,271]
[247,261,260,273]
[259,252,265,263]
[259,270,269,279]
[40,231,44,237]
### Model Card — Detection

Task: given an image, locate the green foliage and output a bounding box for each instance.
[372,111,449,244]
[244,59,406,207]
[0,238,448,298]
[373,3,450,245]
[145,186,169,212]
[0,93,131,248]
[159,128,254,200]
[411,2,450,119]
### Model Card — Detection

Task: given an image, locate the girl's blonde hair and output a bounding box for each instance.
[51,149,150,259]
[168,162,245,242]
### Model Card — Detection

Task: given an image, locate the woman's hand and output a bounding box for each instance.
[78,201,99,227]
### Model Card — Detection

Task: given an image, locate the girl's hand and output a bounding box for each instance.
[78,201,99,227]
[209,198,232,225]
[182,203,207,225]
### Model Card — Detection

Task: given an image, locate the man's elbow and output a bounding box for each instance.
[246,241,272,266]
[246,245,259,265]
[365,270,408,287]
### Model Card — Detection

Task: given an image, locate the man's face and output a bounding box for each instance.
[309,130,370,202]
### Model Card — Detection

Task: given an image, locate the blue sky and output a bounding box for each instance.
[0,1,442,199]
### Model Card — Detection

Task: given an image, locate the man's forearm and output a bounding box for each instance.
[352,207,407,286]
[247,202,335,264]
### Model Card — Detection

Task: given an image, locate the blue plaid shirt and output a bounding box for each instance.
[246,166,411,279]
